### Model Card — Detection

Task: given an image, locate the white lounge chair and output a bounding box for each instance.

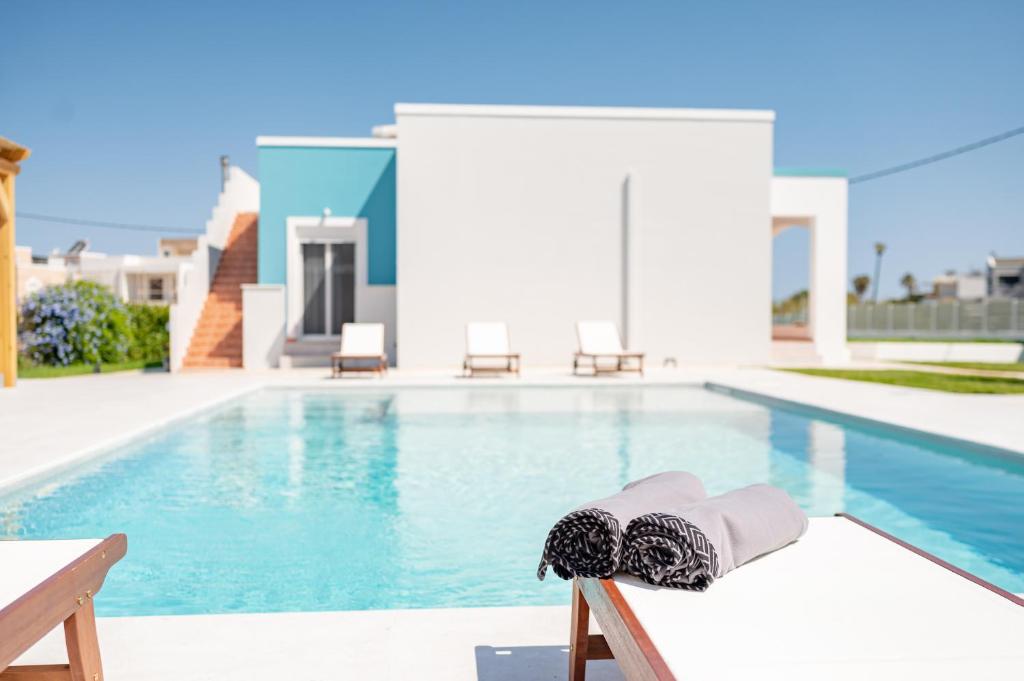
[568,514,1023,680]
[331,323,387,377]
[1,534,127,680]
[573,321,644,376]
[463,322,520,377]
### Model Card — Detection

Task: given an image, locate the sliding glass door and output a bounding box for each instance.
[302,242,355,336]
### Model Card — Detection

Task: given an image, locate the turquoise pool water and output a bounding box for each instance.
[2,386,1022,615]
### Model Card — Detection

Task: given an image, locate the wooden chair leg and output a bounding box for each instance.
[64,599,103,681]
[569,579,590,681]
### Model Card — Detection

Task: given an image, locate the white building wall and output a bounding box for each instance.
[242,284,286,369]
[395,104,775,368]
[771,176,850,363]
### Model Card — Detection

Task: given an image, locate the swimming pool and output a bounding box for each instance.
[2,386,1022,615]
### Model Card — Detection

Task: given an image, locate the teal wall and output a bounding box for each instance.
[257,146,396,285]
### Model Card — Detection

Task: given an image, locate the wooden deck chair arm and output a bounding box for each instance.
[0,534,127,669]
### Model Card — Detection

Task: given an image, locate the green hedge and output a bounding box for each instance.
[126,303,169,363]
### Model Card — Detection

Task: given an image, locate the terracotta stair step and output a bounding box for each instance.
[182,212,257,371]
[189,339,241,348]
[190,344,244,350]
[183,359,243,368]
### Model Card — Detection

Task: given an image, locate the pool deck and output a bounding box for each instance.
[16,605,628,681]
[4,364,1024,679]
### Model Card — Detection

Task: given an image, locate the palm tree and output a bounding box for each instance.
[871,243,886,302]
[900,272,917,300]
[852,275,871,302]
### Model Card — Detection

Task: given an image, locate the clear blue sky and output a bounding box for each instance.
[5,0,1022,300]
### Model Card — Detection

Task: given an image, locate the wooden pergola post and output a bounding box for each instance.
[0,136,30,388]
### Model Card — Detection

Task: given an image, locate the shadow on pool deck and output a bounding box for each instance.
[475,645,624,680]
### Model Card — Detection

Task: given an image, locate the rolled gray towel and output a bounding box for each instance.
[622,484,808,590]
[538,471,707,581]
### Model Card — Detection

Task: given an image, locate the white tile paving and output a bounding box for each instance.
[14,605,624,681]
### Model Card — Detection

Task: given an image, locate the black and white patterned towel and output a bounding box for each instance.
[537,508,622,580]
[621,484,808,590]
[537,471,707,582]
[622,512,720,591]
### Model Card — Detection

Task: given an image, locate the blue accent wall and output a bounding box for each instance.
[257,146,396,285]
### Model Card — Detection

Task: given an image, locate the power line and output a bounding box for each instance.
[16,211,201,234]
[16,124,1024,232]
[850,125,1024,185]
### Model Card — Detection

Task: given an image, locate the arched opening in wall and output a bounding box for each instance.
[772,220,812,342]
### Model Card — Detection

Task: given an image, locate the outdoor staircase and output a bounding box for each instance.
[182,213,258,369]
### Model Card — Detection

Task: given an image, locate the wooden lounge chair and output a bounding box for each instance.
[568,514,1023,681]
[1,534,127,681]
[573,321,644,376]
[463,322,520,377]
[331,323,387,377]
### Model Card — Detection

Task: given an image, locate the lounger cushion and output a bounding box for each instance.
[466,322,511,356]
[613,517,1024,680]
[339,323,385,356]
[576,321,625,355]
[0,539,103,613]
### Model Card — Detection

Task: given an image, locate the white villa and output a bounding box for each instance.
[172,103,851,371]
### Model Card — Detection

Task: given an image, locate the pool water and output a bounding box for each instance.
[2,386,1022,615]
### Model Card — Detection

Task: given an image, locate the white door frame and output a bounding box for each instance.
[286,216,368,340]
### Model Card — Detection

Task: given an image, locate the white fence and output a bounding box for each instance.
[848,300,1024,339]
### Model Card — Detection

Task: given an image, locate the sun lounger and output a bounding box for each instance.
[1,534,127,681]
[568,514,1023,681]
[331,323,387,377]
[463,322,520,377]
[573,321,644,376]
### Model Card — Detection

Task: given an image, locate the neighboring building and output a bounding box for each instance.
[14,246,66,300]
[987,255,1024,299]
[931,271,986,300]
[15,239,195,305]
[158,238,199,258]
[176,103,852,370]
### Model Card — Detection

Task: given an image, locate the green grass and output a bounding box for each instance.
[847,337,1020,343]
[18,360,164,379]
[783,369,1024,394]
[909,361,1024,372]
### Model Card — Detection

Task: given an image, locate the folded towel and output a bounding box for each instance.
[538,471,707,581]
[622,484,808,590]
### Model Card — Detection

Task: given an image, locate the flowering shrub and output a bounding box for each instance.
[18,281,132,366]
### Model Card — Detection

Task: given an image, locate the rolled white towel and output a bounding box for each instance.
[622,484,808,590]
[538,471,707,581]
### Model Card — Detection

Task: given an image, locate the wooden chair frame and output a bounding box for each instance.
[0,534,127,681]
[330,353,388,378]
[463,353,521,377]
[567,514,1024,681]
[573,352,645,376]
